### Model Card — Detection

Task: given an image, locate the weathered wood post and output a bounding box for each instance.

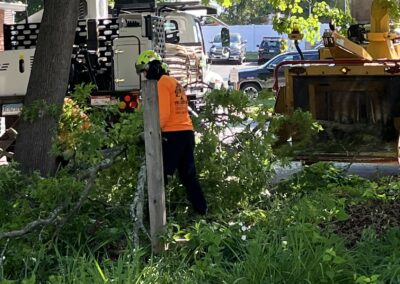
[141,80,166,253]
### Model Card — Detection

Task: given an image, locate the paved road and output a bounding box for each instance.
[272,162,400,183]
[209,61,257,83]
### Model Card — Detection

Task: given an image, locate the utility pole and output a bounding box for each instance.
[142,80,166,254]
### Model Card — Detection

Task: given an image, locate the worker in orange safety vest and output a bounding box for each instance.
[135,50,207,215]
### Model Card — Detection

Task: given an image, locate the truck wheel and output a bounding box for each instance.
[240,83,261,100]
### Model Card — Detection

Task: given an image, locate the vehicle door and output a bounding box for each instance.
[271,52,318,88]
[303,52,319,60]
[262,53,297,89]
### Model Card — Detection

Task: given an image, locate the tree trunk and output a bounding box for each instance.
[15,0,80,176]
[351,0,373,23]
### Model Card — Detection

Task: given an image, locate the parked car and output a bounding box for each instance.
[234,50,320,98]
[208,33,247,64]
[257,37,284,64]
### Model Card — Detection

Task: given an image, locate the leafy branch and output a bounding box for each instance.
[0,146,124,240]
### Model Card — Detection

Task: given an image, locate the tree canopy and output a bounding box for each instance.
[219,0,348,25]
[218,0,400,42]
[272,0,353,43]
[25,0,43,16]
[219,0,275,25]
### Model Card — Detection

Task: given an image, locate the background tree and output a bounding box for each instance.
[218,0,351,25]
[14,0,42,22]
[267,0,399,43]
[26,0,43,16]
[14,0,80,175]
[219,0,274,25]
[265,0,352,43]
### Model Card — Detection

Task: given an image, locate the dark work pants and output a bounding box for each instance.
[162,130,207,215]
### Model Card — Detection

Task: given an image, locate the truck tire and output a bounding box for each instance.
[240,83,261,100]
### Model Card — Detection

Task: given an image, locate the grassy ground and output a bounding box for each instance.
[246,51,258,62]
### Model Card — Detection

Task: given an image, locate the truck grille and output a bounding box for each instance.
[213,47,223,55]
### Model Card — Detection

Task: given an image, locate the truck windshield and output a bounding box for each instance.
[213,34,240,43]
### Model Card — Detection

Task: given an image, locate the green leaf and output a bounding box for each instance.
[335,209,349,221]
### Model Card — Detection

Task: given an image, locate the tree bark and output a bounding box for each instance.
[15,0,80,176]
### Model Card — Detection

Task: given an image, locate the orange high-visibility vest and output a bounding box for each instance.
[157,75,193,132]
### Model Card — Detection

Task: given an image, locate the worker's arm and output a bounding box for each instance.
[158,79,171,129]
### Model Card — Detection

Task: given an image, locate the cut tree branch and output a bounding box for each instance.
[0,146,125,240]
[58,146,125,227]
[131,158,150,248]
[0,206,65,239]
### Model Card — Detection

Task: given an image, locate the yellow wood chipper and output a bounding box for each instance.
[274,0,400,163]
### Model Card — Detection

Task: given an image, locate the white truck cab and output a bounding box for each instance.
[0,0,217,112]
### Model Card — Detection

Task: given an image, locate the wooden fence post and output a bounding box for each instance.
[142,80,166,253]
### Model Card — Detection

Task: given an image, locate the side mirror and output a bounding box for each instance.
[243,40,247,44]
[256,44,259,47]
[221,27,230,47]
[267,64,276,71]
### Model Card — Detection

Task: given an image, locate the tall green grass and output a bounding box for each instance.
[3,163,400,283]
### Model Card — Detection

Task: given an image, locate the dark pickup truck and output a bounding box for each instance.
[233,50,319,98]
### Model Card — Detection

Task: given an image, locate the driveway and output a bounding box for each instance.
[209,61,257,84]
